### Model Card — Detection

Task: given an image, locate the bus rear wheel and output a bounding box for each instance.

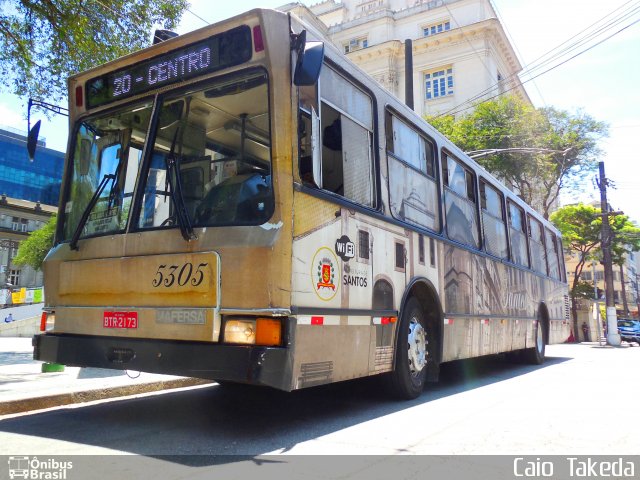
[522,318,545,365]
[387,297,430,400]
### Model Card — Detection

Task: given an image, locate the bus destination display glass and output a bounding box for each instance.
[86,25,252,108]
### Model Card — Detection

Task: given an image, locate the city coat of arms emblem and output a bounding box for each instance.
[311,247,340,301]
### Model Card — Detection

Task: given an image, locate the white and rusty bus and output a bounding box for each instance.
[33,8,570,399]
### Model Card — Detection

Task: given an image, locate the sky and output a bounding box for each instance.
[1,0,638,221]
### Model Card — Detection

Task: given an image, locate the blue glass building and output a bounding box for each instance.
[0,127,65,206]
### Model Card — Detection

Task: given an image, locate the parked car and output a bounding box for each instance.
[617,319,640,346]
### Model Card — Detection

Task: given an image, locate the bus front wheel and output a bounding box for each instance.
[387,297,430,400]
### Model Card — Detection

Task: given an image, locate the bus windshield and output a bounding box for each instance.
[138,70,272,230]
[62,100,153,241]
[62,69,272,243]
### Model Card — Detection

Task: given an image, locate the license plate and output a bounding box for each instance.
[103,311,138,329]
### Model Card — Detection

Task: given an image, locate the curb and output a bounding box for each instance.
[0,377,213,416]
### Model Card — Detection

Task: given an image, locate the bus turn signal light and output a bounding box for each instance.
[256,318,281,346]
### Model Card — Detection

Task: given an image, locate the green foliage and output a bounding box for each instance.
[0,0,189,103]
[551,203,640,334]
[428,96,608,219]
[550,204,602,259]
[13,215,57,271]
[571,280,596,301]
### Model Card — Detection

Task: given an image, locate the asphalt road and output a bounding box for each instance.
[1,343,638,464]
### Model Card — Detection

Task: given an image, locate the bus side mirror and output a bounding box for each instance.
[293,30,324,86]
[27,120,41,161]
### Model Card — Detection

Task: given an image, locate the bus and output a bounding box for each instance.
[32,8,570,400]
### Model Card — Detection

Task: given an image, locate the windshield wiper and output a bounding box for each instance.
[69,173,116,250]
[164,108,197,241]
[165,152,197,241]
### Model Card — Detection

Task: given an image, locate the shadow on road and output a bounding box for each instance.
[0,354,571,462]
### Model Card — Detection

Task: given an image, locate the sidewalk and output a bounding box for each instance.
[0,337,212,416]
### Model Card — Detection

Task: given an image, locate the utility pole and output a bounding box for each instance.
[598,161,621,345]
[593,260,603,345]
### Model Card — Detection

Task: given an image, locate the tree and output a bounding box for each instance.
[429,96,608,219]
[13,215,56,271]
[0,0,189,103]
[550,204,640,340]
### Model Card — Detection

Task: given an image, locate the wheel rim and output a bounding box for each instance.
[407,317,428,376]
[536,321,544,352]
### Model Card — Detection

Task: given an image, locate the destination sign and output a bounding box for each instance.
[86,25,252,108]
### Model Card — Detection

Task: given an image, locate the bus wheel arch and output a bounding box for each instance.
[387,278,443,399]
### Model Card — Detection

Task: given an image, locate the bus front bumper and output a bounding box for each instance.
[33,333,292,391]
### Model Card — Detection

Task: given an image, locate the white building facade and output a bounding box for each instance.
[281,0,529,118]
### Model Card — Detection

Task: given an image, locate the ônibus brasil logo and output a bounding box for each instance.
[8,456,73,480]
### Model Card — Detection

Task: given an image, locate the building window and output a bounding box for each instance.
[359,0,383,13]
[418,235,425,264]
[344,37,368,53]
[497,71,505,94]
[11,217,28,232]
[423,21,451,37]
[425,68,453,100]
[9,269,20,286]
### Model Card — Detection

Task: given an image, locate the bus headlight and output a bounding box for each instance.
[223,317,282,346]
[224,319,256,344]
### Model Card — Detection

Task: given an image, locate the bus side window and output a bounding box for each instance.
[385,110,440,232]
[317,65,375,207]
[508,201,530,267]
[298,83,319,188]
[298,110,316,186]
[545,228,561,280]
[480,180,508,259]
[442,152,479,248]
[528,214,548,275]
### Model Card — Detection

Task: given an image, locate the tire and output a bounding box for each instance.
[522,316,545,365]
[386,297,431,399]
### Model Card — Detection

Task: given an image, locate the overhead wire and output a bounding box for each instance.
[186,8,210,26]
[439,3,640,117]
[490,0,548,106]
[483,1,640,113]
[437,15,640,118]
[442,3,496,83]
[436,0,640,118]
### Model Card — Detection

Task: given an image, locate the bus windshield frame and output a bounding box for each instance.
[60,67,273,245]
